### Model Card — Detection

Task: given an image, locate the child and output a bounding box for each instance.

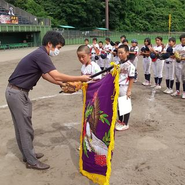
[104,37,113,69]
[84,38,91,48]
[118,35,127,46]
[140,38,152,86]
[149,36,165,89]
[77,45,102,80]
[90,37,99,62]
[129,39,139,82]
[163,37,176,94]
[115,45,135,131]
[97,41,105,70]
[172,33,185,99]
[112,41,120,64]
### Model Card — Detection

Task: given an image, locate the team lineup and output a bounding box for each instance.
[83,34,185,99]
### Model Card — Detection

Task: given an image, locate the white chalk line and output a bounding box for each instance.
[0,91,82,109]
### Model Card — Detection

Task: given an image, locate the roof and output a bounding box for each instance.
[96,27,109,31]
[59,25,75,29]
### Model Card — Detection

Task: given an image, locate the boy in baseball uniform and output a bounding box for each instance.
[140,38,152,86]
[149,36,165,89]
[172,33,185,98]
[163,37,176,94]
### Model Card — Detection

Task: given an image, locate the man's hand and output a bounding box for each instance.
[80,75,91,82]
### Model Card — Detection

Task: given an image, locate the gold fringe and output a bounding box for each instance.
[79,65,120,185]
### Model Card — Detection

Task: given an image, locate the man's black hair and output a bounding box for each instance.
[115,41,120,45]
[168,37,176,43]
[179,34,185,41]
[93,37,97,41]
[99,41,103,44]
[84,38,89,42]
[118,44,129,52]
[42,31,65,47]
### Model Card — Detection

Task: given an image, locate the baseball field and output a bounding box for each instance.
[0,45,184,185]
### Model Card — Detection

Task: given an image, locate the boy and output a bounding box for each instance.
[77,45,102,80]
[129,39,139,82]
[90,37,99,62]
[172,33,185,98]
[97,41,105,70]
[149,36,165,89]
[5,31,90,170]
[84,38,91,48]
[104,37,113,69]
[140,38,152,86]
[115,45,135,131]
[112,41,120,64]
[118,35,126,46]
[163,37,176,94]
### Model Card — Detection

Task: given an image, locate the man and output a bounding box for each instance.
[5,31,90,170]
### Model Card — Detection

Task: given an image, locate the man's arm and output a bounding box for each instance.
[48,70,90,82]
[42,73,63,85]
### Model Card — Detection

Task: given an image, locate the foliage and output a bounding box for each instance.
[6,0,185,31]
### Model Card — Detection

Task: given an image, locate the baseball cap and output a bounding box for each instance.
[131,39,138,43]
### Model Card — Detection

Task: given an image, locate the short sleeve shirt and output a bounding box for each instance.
[119,60,135,85]
[8,46,56,90]
[81,61,102,80]
[174,44,185,60]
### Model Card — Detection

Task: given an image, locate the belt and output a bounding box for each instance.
[8,83,29,92]
[165,62,170,64]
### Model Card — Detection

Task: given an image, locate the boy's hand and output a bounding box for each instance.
[126,90,132,99]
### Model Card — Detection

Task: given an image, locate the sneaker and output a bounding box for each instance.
[171,90,180,96]
[163,88,169,93]
[115,121,129,131]
[151,84,156,88]
[142,81,147,86]
[166,89,173,94]
[134,79,137,83]
[142,81,150,86]
[155,85,162,90]
[182,92,185,99]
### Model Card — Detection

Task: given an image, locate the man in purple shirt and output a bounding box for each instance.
[5,31,90,170]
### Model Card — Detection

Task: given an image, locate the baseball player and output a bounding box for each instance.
[84,38,91,48]
[140,38,152,86]
[129,39,139,82]
[171,33,185,98]
[149,36,165,89]
[90,37,99,62]
[104,37,113,69]
[77,45,102,80]
[116,44,135,131]
[118,35,126,47]
[97,41,105,70]
[112,41,120,64]
[163,37,176,94]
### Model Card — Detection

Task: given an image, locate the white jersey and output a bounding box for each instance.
[90,44,99,54]
[81,61,102,80]
[174,44,185,60]
[104,43,113,59]
[153,45,163,53]
[164,45,176,63]
[97,47,105,68]
[119,60,135,86]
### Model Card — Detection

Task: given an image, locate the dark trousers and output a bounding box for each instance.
[118,110,130,125]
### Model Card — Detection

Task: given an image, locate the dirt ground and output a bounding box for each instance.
[0,45,185,185]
